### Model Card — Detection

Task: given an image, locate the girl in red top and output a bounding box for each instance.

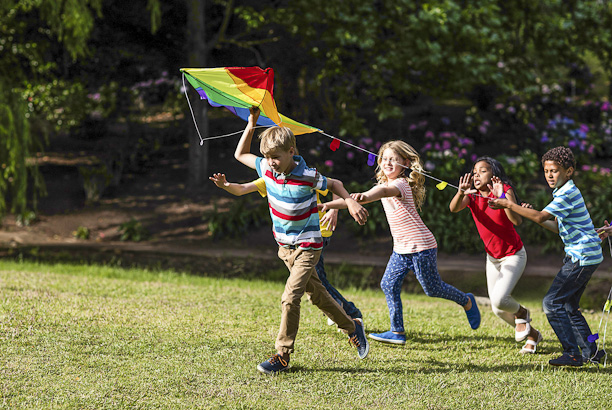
[450,156,542,353]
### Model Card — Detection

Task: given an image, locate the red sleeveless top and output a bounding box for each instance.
[467,185,524,258]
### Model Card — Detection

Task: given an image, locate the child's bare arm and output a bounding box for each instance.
[351,184,401,204]
[501,188,522,226]
[209,173,258,196]
[327,178,368,225]
[489,198,558,232]
[234,107,260,170]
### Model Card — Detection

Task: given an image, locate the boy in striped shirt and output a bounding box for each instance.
[234,108,370,374]
[490,146,603,367]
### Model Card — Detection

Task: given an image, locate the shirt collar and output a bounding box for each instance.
[286,155,306,177]
[552,179,575,197]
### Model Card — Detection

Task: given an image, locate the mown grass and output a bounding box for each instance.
[1,260,611,409]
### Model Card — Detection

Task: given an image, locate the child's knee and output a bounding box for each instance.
[281,292,303,307]
[421,285,441,298]
[542,295,556,315]
[490,294,511,311]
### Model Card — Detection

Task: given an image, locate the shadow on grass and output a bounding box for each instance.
[288,360,612,375]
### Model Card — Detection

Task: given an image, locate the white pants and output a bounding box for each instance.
[485,247,527,326]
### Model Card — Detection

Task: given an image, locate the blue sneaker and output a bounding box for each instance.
[257,354,290,375]
[348,319,369,359]
[465,293,481,330]
[549,353,583,367]
[368,331,406,345]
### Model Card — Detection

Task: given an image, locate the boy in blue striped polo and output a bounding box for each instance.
[490,147,603,367]
[234,107,370,374]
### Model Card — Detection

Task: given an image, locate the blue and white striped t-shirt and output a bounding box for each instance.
[543,180,603,266]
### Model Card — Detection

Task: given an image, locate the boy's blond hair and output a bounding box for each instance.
[259,126,297,156]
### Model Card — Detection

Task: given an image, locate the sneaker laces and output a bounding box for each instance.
[269,354,288,367]
[349,335,361,348]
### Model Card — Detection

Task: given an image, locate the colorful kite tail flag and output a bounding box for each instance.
[367,153,377,166]
[436,181,448,190]
[329,138,341,151]
[180,67,320,136]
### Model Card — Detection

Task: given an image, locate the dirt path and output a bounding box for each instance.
[1,139,611,279]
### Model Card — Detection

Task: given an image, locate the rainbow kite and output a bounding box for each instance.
[180,66,320,136]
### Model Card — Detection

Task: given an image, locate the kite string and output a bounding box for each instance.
[592,237,612,366]
[182,73,205,145]
[319,131,488,199]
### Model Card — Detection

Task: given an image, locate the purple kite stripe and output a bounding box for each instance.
[195,88,209,100]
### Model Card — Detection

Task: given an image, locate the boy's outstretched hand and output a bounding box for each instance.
[488,198,511,209]
[346,198,369,225]
[209,173,230,188]
[597,220,611,239]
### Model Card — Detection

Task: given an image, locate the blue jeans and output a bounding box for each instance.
[314,238,362,319]
[542,256,600,358]
[381,248,469,333]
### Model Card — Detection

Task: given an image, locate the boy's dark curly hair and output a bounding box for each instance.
[541,146,576,170]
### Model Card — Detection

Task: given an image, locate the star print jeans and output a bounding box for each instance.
[542,256,600,358]
[381,248,469,333]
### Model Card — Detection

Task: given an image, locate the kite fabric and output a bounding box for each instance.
[180,66,320,136]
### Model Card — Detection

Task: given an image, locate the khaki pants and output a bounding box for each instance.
[275,246,356,354]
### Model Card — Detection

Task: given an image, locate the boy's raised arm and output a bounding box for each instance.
[234,107,260,170]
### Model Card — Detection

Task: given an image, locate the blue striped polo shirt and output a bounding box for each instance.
[543,180,603,266]
[255,155,327,250]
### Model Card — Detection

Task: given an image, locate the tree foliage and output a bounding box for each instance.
[246,0,612,135]
[1,0,611,219]
[0,0,160,219]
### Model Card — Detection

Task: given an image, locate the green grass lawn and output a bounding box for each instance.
[1,260,611,409]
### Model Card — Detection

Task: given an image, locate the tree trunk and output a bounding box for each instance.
[186,0,209,189]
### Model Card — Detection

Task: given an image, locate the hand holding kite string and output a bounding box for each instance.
[248,107,261,127]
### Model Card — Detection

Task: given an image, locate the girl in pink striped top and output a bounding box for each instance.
[322,140,480,345]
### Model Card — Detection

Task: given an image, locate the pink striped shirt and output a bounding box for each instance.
[381,179,437,254]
